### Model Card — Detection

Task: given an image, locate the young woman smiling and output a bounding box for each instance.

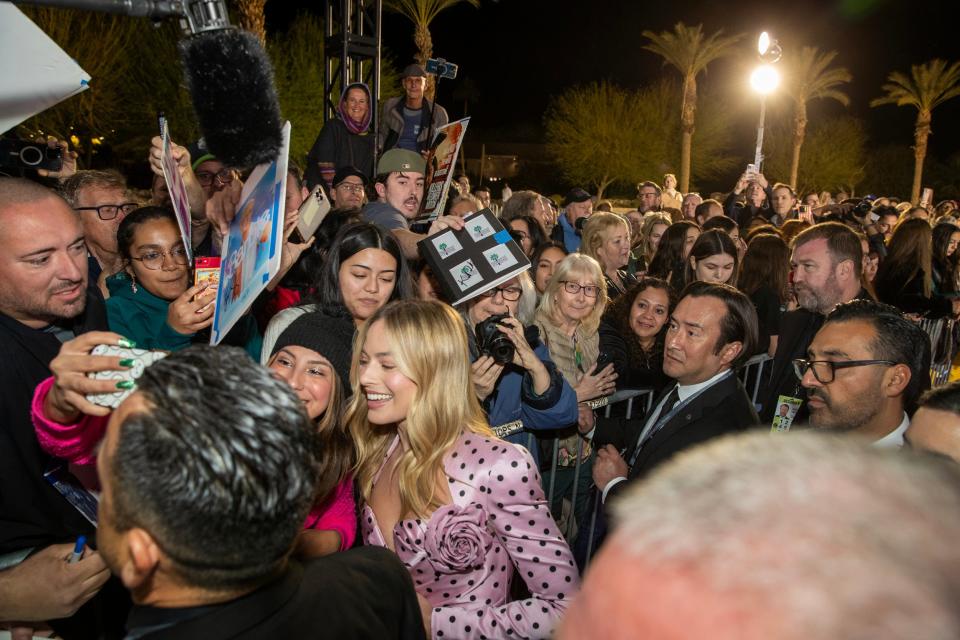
[106,206,260,356]
[349,300,578,639]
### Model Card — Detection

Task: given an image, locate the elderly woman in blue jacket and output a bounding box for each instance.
[461,271,578,461]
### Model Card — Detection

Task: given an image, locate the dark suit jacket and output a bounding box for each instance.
[128,548,426,639]
[758,308,823,423]
[0,285,107,554]
[608,372,759,504]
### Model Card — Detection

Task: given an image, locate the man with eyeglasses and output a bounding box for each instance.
[329,167,368,210]
[61,170,137,293]
[636,181,662,214]
[0,177,119,633]
[797,299,931,447]
[760,222,870,424]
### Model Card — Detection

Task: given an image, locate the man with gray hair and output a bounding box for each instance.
[561,431,960,640]
[60,170,137,288]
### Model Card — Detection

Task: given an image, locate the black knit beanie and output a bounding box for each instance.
[270,311,356,391]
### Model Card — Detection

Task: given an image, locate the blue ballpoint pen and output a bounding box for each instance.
[68,535,86,563]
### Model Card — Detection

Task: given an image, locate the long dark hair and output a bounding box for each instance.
[604,277,674,373]
[647,220,700,281]
[510,214,548,256]
[876,218,934,298]
[678,229,739,291]
[280,206,363,291]
[738,233,790,302]
[306,221,413,316]
[932,222,960,294]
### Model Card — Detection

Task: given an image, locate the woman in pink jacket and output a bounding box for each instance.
[32,312,359,557]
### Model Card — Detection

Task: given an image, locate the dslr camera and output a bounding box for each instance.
[475,313,514,365]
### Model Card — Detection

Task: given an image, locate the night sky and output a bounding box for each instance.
[267,0,959,191]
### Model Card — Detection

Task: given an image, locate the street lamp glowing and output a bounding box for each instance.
[758,32,770,55]
[750,65,780,95]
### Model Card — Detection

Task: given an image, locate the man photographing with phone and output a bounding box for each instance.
[378,64,449,156]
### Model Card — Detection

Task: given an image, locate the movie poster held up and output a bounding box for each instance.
[210,121,291,345]
[418,117,470,221]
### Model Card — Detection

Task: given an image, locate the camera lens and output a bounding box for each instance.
[488,336,515,365]
[19,145,43,166]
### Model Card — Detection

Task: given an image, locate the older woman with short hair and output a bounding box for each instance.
[580,212,636,299]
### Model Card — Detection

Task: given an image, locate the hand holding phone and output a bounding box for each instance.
[292,185,331,244]
[86,344,168,409]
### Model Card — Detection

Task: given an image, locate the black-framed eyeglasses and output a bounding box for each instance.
[793,358,897,384]
[560,281,600,298]
[130,246,190,270]
[74,202,138,221]
[195,168,234,187]
[479,285,522,302]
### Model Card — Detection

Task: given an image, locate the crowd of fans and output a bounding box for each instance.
[4,59,960,640]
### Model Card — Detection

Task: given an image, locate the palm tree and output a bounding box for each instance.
[385,0,478,98]
[871,59,960,203]
[785,47,851,190]
[234,0,268,44]
[642,22,742,193]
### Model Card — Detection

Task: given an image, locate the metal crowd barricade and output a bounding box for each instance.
[917,317,955,388]
[527,388,655,553]
[739,353,773,405]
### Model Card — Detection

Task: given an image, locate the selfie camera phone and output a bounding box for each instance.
[291,185,331,244]
[194,256,221,289]
[0,138,63,172]
[86,344,168,409]
[426,57,459,80]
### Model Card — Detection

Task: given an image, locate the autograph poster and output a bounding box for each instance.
[418,117,470,221]
[211,122,291,344]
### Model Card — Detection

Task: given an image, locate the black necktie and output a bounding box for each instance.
[630,386,681,466]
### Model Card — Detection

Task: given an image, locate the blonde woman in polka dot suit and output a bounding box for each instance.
[348,300,580,639]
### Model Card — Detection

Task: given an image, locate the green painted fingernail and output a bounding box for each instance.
[119,358,135,367]
[118,338,136,348]
[116,380,135,390]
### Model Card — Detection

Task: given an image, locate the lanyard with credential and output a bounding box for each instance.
[629,370,735,467]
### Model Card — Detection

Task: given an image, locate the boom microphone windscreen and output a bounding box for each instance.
[179,28,283,169]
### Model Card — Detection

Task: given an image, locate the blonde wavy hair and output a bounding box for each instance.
[580,212,630,267]
[347,299,492,518]
[537,253,608,334]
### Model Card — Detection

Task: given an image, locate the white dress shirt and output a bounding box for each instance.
[601,369,733,503]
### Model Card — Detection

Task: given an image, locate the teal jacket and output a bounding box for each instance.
[105,273,262,358]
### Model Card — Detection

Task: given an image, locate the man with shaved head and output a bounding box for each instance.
[0,177,113,632]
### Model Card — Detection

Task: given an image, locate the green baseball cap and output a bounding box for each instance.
[378,149,425,176]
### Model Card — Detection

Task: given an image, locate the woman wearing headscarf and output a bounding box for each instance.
[305,82,375,190]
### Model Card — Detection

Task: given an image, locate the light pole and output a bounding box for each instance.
[750,32,782,170]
